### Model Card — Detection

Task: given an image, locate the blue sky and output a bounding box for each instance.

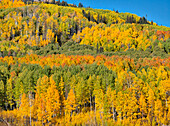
[64,0,170,27]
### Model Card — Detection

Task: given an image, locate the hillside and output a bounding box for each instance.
[0,2,170,126]
[0,3,169,58]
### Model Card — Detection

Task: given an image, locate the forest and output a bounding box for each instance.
[0,0,170,125]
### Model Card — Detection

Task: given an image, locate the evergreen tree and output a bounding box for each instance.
[78,2,83,7]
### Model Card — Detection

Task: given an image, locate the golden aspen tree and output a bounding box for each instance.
[64,89,76,126]
[75,78,85,112]
[154,99,163,125]
[106,86,114,120]
[37,75,49,94]
[96,89,105,125]
[59,77,65,116]
[128,91,138,122]
[0,80,4,107]
[65,89,76,114]
[46,76,60,123]
[32,91,40,121]
[116,91,124,123]
[6,77,14,109]
[37,93,46,124]
[19,93,29,121]
[166,97,170,125]
[147,87,155,125]
[139,93,147,119]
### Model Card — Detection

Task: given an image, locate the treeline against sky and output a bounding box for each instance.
[0,1,169,126]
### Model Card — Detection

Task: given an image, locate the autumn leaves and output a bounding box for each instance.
[73,24,170,52]
[0,2,170,126]
[0,0,25,9]
[1,54,170,125]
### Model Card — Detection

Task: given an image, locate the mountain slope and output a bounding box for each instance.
[0,2,170,126]
[0,3,169,58]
